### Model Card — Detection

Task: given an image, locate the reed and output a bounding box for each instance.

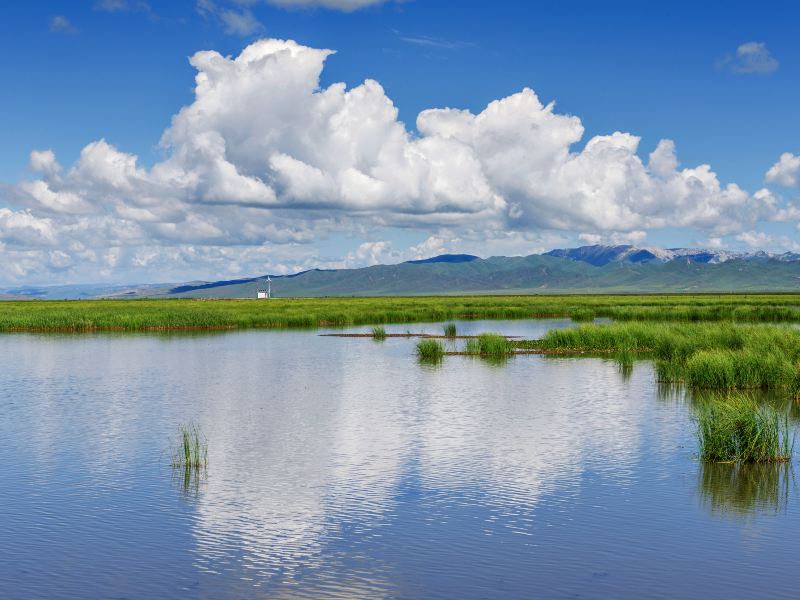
[371,325,387,340]
[696,395,792,463]
[614,348,635,378]
[570,308,596,322]
[464,338,481,354]
[462,333,514,356]
[443,322,457,337]
[479,333,514,356]
[172,424,208,470]
[416,339,445,361]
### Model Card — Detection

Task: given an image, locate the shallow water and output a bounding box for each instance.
[1,319,799,599]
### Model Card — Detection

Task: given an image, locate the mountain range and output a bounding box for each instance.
[5,244,800,299]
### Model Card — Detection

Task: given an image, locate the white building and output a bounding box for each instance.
[256,276,272,299]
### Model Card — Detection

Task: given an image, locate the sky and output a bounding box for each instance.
[0,0,799,285]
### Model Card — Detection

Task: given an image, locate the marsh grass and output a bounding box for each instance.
[5,294,800,333]
[696,395,792,463]
[172,423,208,470]
[478,333,514,356]
[570,308,596,322]
[371,325,387,341]
[464,338,481,354]
[443,322,457,337]
[614,348,635,379]
[416,339,445,362]
[462,333,514,357]
[537,322,800,391]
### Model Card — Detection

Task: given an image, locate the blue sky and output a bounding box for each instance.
[0,0,798,284]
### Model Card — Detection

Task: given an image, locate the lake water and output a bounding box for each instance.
[1,319,799,599]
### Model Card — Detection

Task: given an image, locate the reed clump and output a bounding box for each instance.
[443,322,457,337]
[463,333,514,356]
[172,424,208,470]
[696,395,792,463]
[371,325,387,340]
[416,339,445,361]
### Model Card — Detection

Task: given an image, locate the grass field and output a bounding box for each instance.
[3,294,800,332]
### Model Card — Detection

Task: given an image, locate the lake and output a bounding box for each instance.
[1,319,798,599]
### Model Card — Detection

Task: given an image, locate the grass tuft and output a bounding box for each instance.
[443,322,457,337]
[696,394,792,463]
[371,325,387,341]
[463,333,514,357]
[416,339,445,362]
[172,423,208,470]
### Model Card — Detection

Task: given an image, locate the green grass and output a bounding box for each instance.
[464,338,481,354]
[5,293,800,332]
[530,321,800,391]
[614,348,635,378]
[371,325,387,341]
[696,395,792,463]
[570,308,596,322]
[416,339,445,362]
[463,333,514,356]
[172,424,208,470]
[443,322,457,337]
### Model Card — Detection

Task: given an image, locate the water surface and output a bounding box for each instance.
[1,319,799,599]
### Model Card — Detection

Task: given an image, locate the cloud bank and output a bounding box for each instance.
[0,38,794,284]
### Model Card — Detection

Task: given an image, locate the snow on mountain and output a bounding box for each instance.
[543,245,797,266]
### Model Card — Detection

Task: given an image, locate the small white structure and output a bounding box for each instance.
[256,276,272,299]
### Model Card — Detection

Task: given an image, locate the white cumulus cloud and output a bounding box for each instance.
[767,152,800,188]
[0,38,793,284]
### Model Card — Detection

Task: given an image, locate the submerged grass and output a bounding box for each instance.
[371,325,387,341]
[696,395,792,463]
[5,294,800,333]
[172,424,208,470]
[443,322,457,337]
[416,339,445,362]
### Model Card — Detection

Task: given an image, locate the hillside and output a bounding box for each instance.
[164,251,800,298]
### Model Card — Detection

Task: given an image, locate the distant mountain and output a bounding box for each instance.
[544,244,800,266]
[405,254,479,265]
[157,249,800,298]
[0,282,175,300]
[5,248,800,300]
